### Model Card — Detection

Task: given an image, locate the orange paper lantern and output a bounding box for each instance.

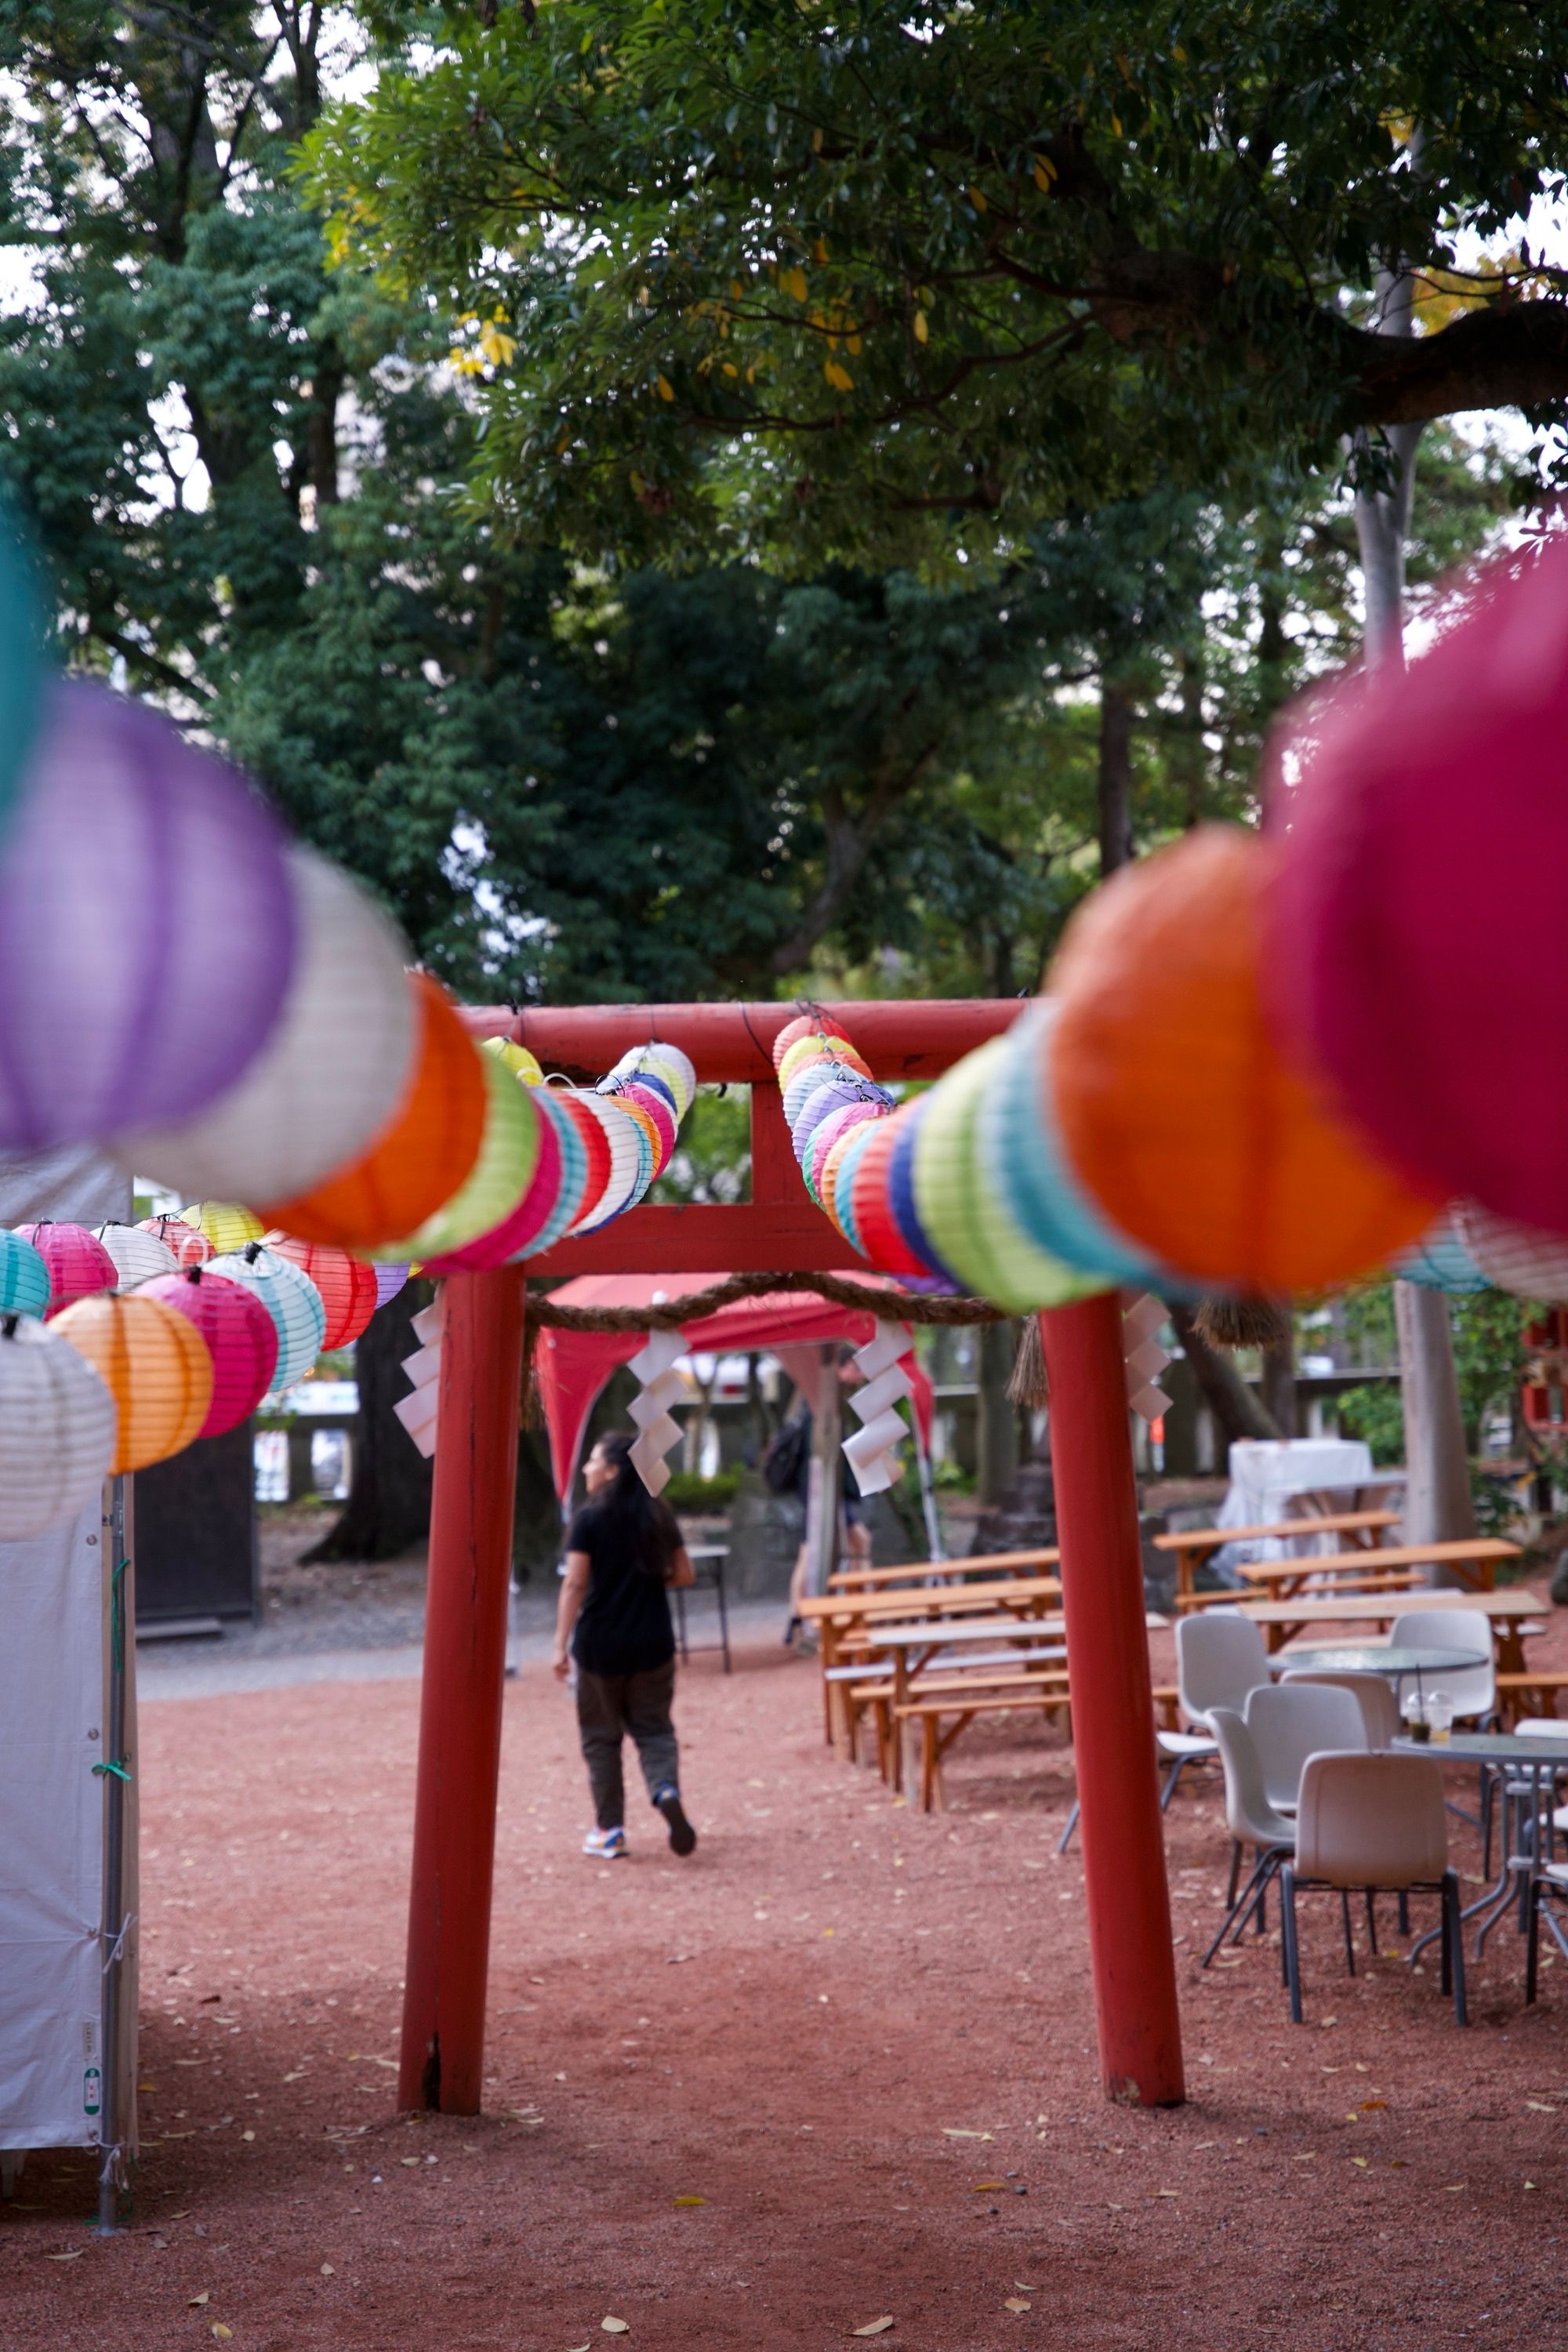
[50,1289,214,1472]
[1048,827,1438,1290]
[258,973,487,1250]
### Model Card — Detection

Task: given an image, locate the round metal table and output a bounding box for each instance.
[1275,1642,1488,1685]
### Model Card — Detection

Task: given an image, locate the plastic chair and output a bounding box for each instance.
[1387,1608,1496,1724]
[1526,1861,1568,2002]
[1284,1751,1467,2026]
[1243,1682,1368,1813]
[1202,1709,1296,1968]
[1176,1612,1272,1727]
[1279,1668,1399,1748]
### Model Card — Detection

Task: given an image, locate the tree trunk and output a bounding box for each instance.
[1352,219,1475,1552]
[1259,1338,1298,1441]
[1167,1302,1282,1448]
[976,1318,1021,1505]
[303,1283,434,1563]
[1097,676,1134,876]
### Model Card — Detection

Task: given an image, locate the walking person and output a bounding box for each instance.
[554,1432,699,1860]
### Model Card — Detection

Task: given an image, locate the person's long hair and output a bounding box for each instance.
[589,1432,674,1579]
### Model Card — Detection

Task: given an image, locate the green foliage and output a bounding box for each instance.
[307,1,1563,572]
[1450,1289,1537,1454]
[1334,1382,1407,1468]
[662,1466,741,1511]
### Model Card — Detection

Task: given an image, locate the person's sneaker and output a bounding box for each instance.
[582,1826,628,1860]
[652,1784,697,1857]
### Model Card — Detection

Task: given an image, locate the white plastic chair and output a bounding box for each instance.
[1387,1608,1496,1724]
[1284,1751,1467,2026]
[1279,1668,1399,1748]
[1176,1612,1272,1728]
[1243,1682,1369,1813]
[1202,1709,1296,1968]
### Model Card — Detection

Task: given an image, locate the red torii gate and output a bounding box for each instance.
[397,1000,1184,2114]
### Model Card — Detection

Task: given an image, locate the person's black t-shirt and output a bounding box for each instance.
[567,1497,680,1676]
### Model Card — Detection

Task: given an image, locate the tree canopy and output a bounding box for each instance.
[308,0,1565,569]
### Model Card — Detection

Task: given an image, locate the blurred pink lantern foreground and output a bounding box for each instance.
[1267,536,1568,1233]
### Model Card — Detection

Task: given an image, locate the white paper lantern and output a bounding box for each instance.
[205,1244,326,1396]
[0,1314,117,1538]
[1454,1203,1568,1302]
[118,846,416,1205]
[94,1221,180,1292]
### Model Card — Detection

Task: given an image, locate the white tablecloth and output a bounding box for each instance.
[1215,1438,1378,1567]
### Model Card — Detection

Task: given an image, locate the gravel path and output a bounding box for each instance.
[6,1591,1568,2349]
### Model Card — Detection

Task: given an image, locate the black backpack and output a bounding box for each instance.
[763,1417,809,1496]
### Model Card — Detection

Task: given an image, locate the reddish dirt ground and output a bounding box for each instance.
[6,1602,1568,2350]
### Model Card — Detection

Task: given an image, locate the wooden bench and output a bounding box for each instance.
[829,1546,1059,1592]
[1497,1671,1568,1724]
[1181,1566,1422,1613]
[895,1681,1076,1811]
[1153,1511,1398,1605]
[850,1663,1072,1782]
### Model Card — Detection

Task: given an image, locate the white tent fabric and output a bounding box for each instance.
[0,1494,136,2155]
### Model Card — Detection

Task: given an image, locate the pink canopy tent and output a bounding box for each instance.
[534,1271,935,1504]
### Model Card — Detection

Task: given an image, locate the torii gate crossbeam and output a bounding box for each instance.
[397,1001,1183,2114]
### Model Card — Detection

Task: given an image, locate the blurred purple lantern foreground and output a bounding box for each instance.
[0,681,297,1152]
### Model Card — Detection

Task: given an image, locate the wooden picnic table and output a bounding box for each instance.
[1238,1585,1540,1672]
[829,1546,1059,1592]
[1152,1510,1398,1604]
[801,1574,1064,1747]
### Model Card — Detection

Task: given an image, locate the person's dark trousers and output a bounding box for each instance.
[575,1658,680,1831]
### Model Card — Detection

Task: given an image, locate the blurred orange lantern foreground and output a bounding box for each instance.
[1047,826,1439,1291]
[51,1289,214,1472]
[258,972,488,1250]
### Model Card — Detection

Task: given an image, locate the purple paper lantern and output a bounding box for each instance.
[0,680,296,1152]
[373,1262,411,1310]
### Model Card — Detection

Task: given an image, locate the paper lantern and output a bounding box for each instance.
[848,1112,928,1279]
[178,1201,263,1257]
[52,1289,213,1472]
[808,1101,879,1207]
[1266,537,1568,1231]
[373,1262,410,1309]
[260,971,488,1250]
[552,1092,612,1228]
[205,1243,326,1396]
[884,1099,961,1284]
[16,1221,118,1319]
[568,1093,644,1232]
[482,1036,545,1085]
[641,1044,695,1115]
[828,1120,879,1251]
[773,1013,855,1068]
[393,1044,540,1261]
[0,679,296,1152]
[0,1315,118,1537]
[911,1036,1110,1312]
[122,844,416,1205]
[983,999,1170,1287]
[1394,1213,1491,1295]
[1454,1204,1568,1302]
[1049,827,1439,1290]
[260,1233,378,1350]
[140,1214,215,1267]
[620,1080,677,1170]
[94,1221,180,1292]
[140,1266,280,1437]
[513,1086,590,1256]
[0,1229,51,1319]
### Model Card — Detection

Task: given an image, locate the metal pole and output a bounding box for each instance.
[96,1475,129,2231]
[399,1269,528,2113]
[1039,1296,1185,2107]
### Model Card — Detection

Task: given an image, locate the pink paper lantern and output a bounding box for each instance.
[1266,538,1568,1229]
[16,1220,118,1319]
[140,1267,280,1437]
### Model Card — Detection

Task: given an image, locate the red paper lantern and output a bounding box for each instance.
[260,1233,378,1351]
[139,1214,215,1268]
[140,1267,280,1437]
